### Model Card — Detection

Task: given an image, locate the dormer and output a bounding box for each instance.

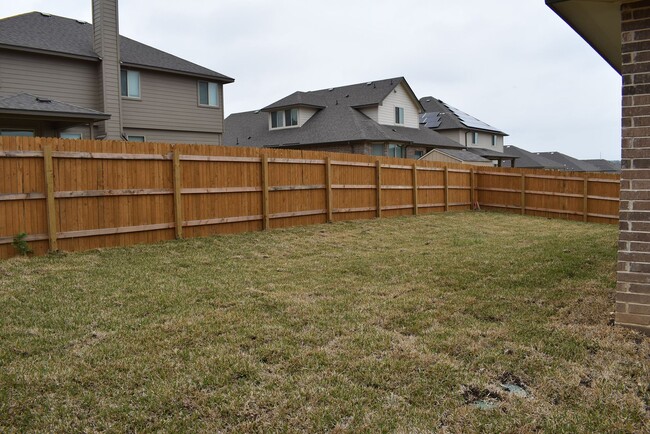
[266,106,320,130]
[357,80,423,129]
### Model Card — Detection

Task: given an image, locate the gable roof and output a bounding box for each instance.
[502,145,565,169]
[422,148,492,163]
[225,105,464,149]
[263,77,422,111]
[0,12,233,82]
[535,151,601,172]
[0,92,110,120]
[419,96,507,135]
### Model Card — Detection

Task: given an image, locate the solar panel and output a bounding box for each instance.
[419,112,442,128]
[443,103,499,132]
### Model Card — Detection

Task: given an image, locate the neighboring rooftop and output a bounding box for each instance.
[262,77,419,111]
[502,145,565,170]
[536,151,601,172]
[583,159,621,173]
[421,148,492,163]
[419,97,507,135]
[0,11,233,82]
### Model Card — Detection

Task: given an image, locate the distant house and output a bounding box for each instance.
[224,77,463,158]
[535,151,601,172]
[583,159,621,173]
[502,145,565,170]
[0,0,234,143]
[419,148,493,166]
[419,97,508,152]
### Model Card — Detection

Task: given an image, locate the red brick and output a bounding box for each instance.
[622,147,650,158]
[629,283,650,294]
[619,250,650,262]
[618,292,650,305]
[630,241,650,252]
[616,302,628,313]
[618,271,650,283]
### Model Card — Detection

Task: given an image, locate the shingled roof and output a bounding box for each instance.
[0,12,233,82]
[535,151,601,172]
[0,93,110,120]
[502,145,564,169]
[263,78,422,111]
[419,97,506,135]
[225,105,463,149]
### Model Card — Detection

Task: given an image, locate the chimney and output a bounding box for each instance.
[93,0,123,140]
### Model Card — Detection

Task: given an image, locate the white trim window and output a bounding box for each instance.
[395,107,405,124]
[271,108,298,129]
[492,134,497,146]
[198,81,219,107]
[121,69,141,98]
[472,132,479,145]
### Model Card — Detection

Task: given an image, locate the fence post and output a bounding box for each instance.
[583,175,589,223]
[521,173,526,216]
[444,166,449,212]
[412,163,418,216]
[43,145,58,252]
[172,149,183,239]
[470,168,475,210]
[325,157,333,223]
[375,160,382,218]
[262,154,270,229]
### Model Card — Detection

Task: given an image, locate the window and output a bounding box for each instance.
[371,144,384,156]
[388,144,404,158]
[198,81,219,107]
[395,107,404,124]
[0,130,34,136]
[492,134,497,146]
[127,135,145,142]
[414,150,424,159]
[121,70,140,98]
[472,132,478,144]
[60,133,82,139]
[271,109,298,128]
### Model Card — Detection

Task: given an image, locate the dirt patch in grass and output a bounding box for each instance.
[0,212,648,432]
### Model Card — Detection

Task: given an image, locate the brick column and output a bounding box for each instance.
[618,1,650,334]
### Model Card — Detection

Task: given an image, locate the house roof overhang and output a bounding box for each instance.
[546,0,624,74]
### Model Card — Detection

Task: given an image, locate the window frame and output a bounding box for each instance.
[472,132,479,145]
[121,69,141,99]
[371,143,384,156]
[388,143,404,158]
[395,107,405,124]
[270,108,299,129]
[127,135,146,142]
[198,81,220,108]
[414,150,424,159]
[492,134,497,146]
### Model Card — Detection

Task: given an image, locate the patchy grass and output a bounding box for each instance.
[0,212,648,432]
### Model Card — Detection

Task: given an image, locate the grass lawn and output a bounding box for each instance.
[0,212,648,432]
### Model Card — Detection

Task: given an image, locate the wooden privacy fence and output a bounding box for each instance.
[0,137,620,258]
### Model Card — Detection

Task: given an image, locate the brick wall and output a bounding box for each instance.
[618,0,650,334]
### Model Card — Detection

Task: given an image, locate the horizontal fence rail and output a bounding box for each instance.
[0,137,620,258]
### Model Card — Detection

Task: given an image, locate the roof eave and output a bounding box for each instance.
[0,43,99,62]
[546,0,623,74]
[0,108,111,121]
[119,61,234,83]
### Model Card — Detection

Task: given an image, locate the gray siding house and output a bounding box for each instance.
[0,0,233,143]
[224,77,463,159]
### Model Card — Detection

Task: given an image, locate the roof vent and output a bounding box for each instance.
[366,82,373,86]
[345,94,349,98]
[328,88,334,92]
[426,99,431,102]
[254,110,260,114]
[36,97,52,103]
[40,12,52,17]
[76,20,88,24]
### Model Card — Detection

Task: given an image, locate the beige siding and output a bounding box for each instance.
[123,128,222,145]
[0,50,99,109]
[360,106,378,122]
[378,83,420,128]
[299,107,318,126]
[466,131,505,152]
[436,129,465,145]
[121,69,223,133]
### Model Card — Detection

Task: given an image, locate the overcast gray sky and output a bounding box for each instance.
[0,0,622,160]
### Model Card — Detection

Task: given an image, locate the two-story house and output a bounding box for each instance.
[0,0,233,144]
[224,77,463,158]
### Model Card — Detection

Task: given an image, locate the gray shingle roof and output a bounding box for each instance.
[467,147,519,159]
[0,12,233,82]
[0,93,109,119]
[419,96,506,135]
[423,148,492,163]
[583,159,621,173]
[263,78,418,111]
[502,146,565,169]
[225,105,463,149]
[535,151,601,172]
